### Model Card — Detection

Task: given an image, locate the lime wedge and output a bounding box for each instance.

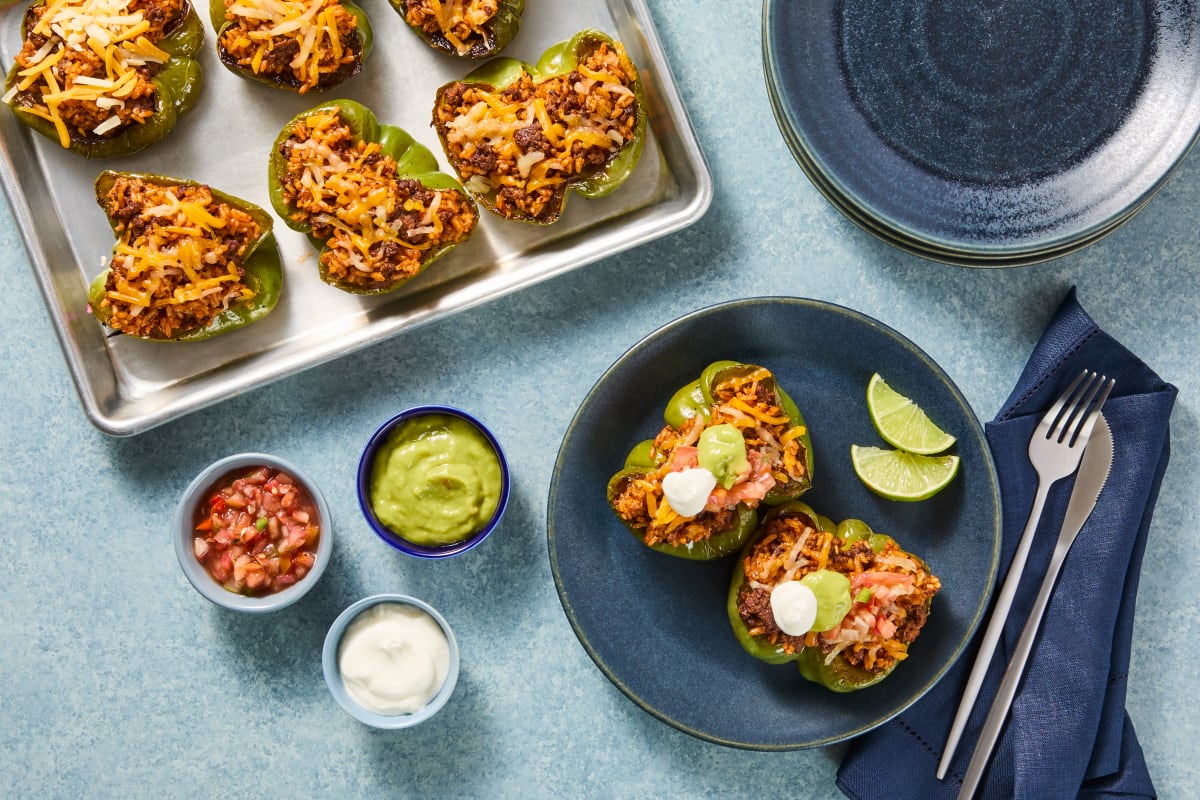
[850,445,960,502]
[866,373,956,455]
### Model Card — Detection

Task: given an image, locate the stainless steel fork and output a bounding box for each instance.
[937,369,1115,782]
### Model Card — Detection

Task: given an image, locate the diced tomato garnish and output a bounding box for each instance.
[668,446,699,472]
[853,571,915,589]
[192,466,321,598]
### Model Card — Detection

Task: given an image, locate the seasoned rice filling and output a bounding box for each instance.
[403,0,499,56]
[736,514,941,672]
[4,0,185,147]
[611,367,809,548]
[98,176,260,339]
[277,108,478,290]
[218,0,361,93]
[436,41,638,220]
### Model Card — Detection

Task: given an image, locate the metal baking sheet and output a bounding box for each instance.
[0,0,712,435]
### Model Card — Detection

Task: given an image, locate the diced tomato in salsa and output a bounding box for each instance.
[192,466,321,597]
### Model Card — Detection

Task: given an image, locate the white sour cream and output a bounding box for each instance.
[770,581,818,636]
[337,603,450,715]
[662,467,718,517]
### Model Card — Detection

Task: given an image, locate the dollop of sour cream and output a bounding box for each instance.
[770,580,818,636]
[337,603,450,715]
[662,467,718,517]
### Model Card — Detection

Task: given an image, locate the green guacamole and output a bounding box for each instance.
[800,569,853,632]
[369,414,503,546]
[698,423,749,489]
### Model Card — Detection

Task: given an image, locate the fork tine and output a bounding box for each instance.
[1054,372,1103,444]
[1038,369,1088,435]
[1067,377,1115,447]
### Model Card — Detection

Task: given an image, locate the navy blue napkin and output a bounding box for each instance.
[837,289,1176,800]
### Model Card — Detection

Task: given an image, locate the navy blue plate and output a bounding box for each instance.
[764,0,1200,261]
[773,132,1147,268]
[547,298,1001,749]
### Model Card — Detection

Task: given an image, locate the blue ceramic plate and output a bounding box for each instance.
[764,0,1200,261]
[773,129,1146,268]
[547,298,1001,749]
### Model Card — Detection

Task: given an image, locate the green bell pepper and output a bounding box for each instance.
[801,518,931,692]
[695,361,814,503]
[88,171,282,342]
[727,502,830,664]
[4,1,203,158]
[607,462,759,561]
[392,0,523,58]
[664,360,740,429]
[836,518,894,554]
[607,360,813,560]
[268,98,476,295]
[210,0,371,92]
[432,28,646,224]
[608,435,758,560]
[797,646,894,692]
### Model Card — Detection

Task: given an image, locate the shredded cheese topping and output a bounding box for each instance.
[403,0,499,56]
[4,0,181,147]
[98,176,260,339]
[219,0,359,93]
[737,515,941,670]
[435,40,638,221]
[277,107,477,290]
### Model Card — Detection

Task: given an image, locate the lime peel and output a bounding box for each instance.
[850,445,960,502]
[866,373,956,455]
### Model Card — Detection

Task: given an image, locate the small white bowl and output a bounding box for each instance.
[174,453,332,613]
[322,594,460,729]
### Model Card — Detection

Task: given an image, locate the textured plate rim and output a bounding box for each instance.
[765,100,1153,268]
[764,66,1165,268]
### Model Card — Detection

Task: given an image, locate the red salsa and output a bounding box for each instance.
[193,466,321,596]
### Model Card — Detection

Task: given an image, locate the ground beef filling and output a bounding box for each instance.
[611,368,807,548]
[277,109,478,291]
[99,177,260,339]
[436,41,638,221]
[8,0,184,144]
[218,0,360,93]
[403,0,498,55]
[736,515,941,672]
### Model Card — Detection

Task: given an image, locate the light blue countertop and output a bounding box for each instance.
[2,1,1198,797]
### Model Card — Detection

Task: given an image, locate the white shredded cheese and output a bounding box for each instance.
[92,115,122,135]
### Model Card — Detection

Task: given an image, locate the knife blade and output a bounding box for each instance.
[957,415,1114,799]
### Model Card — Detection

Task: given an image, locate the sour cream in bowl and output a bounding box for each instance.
[322,594,460,729]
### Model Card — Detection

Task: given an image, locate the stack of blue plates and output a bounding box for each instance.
[764,0,1200,267]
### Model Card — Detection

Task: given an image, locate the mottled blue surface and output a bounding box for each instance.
[1,0,1199,797]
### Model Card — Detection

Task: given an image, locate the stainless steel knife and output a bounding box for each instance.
[957,415,1114,800]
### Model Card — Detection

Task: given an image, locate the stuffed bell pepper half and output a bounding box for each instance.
[269,99,478,294]
[211,0,371,92]
[3,0,203,157]
[607,361,814,560]
[433,29,645,223]
[88,171,282,341]
[393,0,523,58]
[728,503,942,691]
